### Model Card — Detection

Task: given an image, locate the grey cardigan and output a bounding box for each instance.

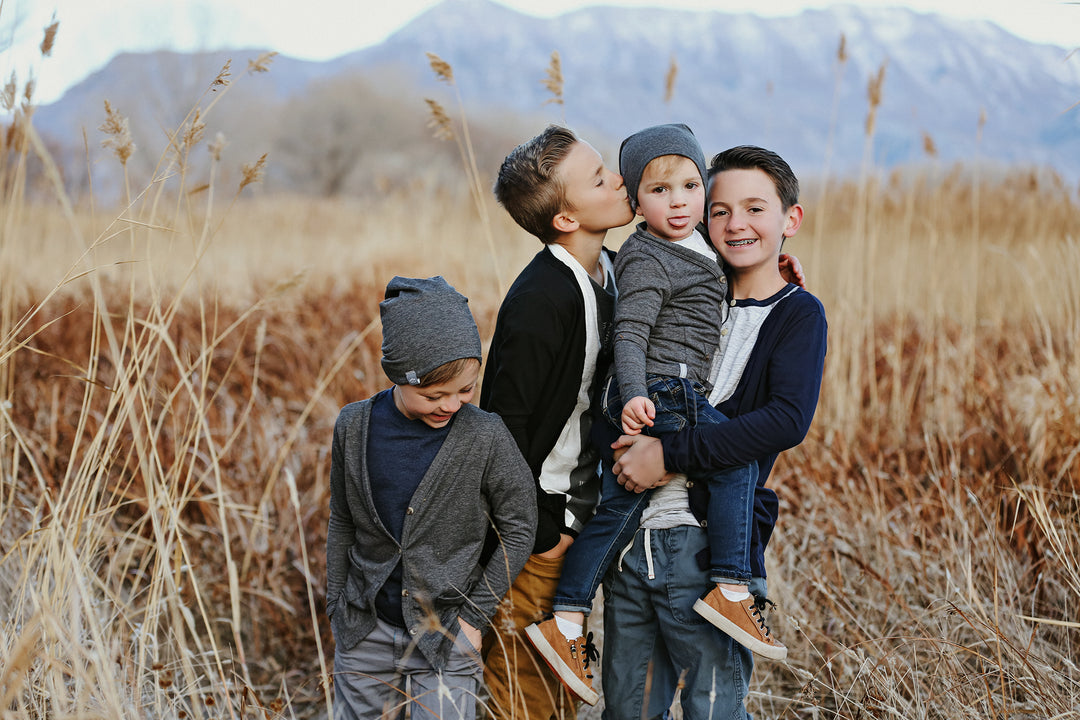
[613,223,729,403]
[325,397,536,669]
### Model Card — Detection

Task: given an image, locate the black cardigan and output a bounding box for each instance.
[481,245,616,554]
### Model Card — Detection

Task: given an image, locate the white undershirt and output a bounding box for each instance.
[673,229,719,263]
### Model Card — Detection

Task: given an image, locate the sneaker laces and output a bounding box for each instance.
[580,632,600,676]
[749,597,776,638]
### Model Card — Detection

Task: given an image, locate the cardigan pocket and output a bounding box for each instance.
[343,567,368,609]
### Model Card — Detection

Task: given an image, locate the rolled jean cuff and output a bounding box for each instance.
[551,601,593,616]
[709,573,753,585]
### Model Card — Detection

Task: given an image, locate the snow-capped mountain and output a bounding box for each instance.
[31,0,1080,184]
[357,0,1080,178]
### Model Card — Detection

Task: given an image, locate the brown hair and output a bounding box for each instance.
[417,357,480,388]
[708,145,800,210]
[493,125,578,244]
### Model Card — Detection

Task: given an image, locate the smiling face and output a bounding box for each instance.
[554,140,635,235]
[392,359,480,429]
[708,167,803,288]
[635,155,705,242]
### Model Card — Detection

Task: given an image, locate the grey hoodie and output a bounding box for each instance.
[613,223,729,404]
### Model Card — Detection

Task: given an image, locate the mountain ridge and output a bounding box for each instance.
[30,0,1080,189]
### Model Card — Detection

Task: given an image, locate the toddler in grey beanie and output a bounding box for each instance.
[619,123,708,211]
[380,276,482,386]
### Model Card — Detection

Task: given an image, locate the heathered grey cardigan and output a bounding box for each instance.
[325,398,536,669]
[613,223,729,404]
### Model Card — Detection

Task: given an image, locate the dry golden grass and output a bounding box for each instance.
[2,26,1079,720]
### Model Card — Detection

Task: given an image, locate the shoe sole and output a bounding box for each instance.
[524,623,600,705]
[692,599,788,661]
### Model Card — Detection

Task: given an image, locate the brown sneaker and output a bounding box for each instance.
[524,618,600,705]
[693,586,788,661]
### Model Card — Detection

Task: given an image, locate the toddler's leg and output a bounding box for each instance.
[679,389,787,660]
[550,462,651,615]
[528,462,643,706]
[694,460,786,659]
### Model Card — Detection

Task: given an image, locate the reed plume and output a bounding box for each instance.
[99,99,135,166]
[211,60,232,90]
[39,16,59,57]
[426,52,454,84]
[239,153,267,192]
[425,98,454,141]
[664,54,678,105]
[865,60,887,137]
[542,51,564,106]
[1,72,15,112]
[922,131,938,158]
[247,52,277,74]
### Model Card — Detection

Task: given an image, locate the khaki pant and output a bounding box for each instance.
[481,553,579,720]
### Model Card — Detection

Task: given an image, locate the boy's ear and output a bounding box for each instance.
[552,211,579,234]
[784,204,804,239]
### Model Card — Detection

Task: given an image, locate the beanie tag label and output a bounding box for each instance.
[405,370,420,386]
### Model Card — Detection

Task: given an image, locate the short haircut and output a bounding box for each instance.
[708,145,799,210]
[643,154,701,182]
[417,356,480,388]
[493,125,578,244]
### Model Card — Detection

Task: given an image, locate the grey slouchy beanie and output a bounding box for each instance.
[379,276,482,386]
[619,123,707,211]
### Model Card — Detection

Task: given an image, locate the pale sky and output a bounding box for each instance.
[2,0,1077,105]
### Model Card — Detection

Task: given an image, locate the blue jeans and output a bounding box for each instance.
[552,375,757,615]
[600,526,765,720]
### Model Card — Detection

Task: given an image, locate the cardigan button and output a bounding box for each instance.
[401,589,409,597]
[686,481,694,488]
[406,507,415,515]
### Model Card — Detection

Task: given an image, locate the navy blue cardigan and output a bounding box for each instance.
[663,284,827,578]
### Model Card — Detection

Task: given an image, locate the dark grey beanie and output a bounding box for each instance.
[619,123,707,211]
[379,276,482,386]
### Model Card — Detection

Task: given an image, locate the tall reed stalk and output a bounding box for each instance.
[424,53,503,295]
[1,37,338,718]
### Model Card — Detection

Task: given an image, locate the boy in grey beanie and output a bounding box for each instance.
[326,275,536,720]
[525,125,786,704]
[379,275,483,387]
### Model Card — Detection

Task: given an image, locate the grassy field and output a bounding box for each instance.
[2,43,1079,720]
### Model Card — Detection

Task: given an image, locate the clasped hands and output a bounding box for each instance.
[611,433,674,494]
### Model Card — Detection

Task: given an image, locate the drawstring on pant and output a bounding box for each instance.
[617,534,634,572]
[644,528,655,579]
[616,528,656,580]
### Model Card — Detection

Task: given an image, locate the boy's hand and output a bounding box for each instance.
[611,434,673,492]
[535,533,574,560]
[778,253,806,289]
[621,396,655,435]
[458,618,482,652]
